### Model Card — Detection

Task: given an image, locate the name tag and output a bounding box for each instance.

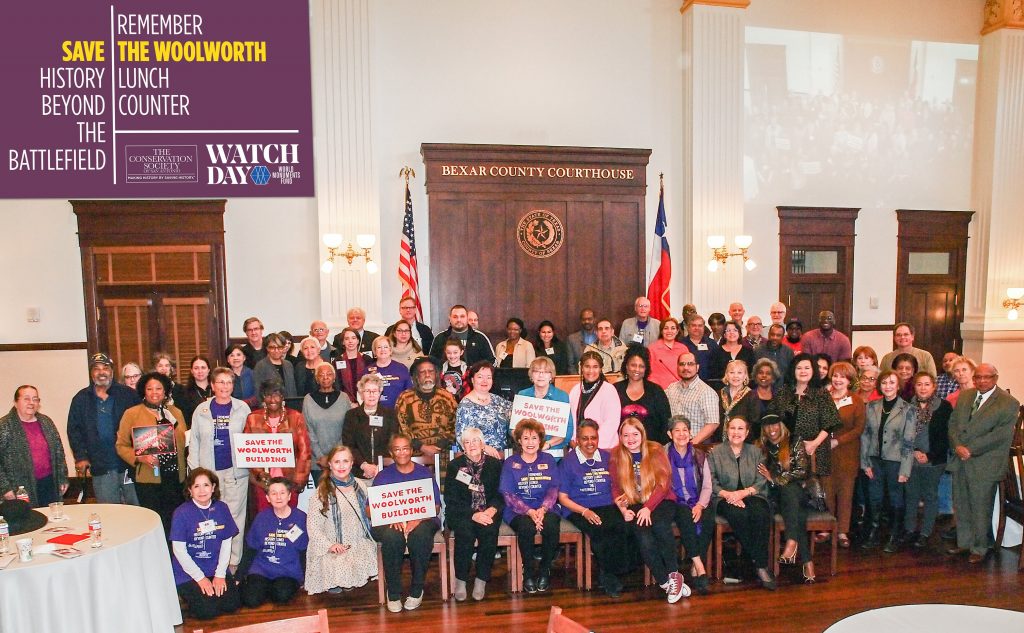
[335,360,346,370]
[369,415,384,428]
[455,470,473,485]
[632,332,645,343]
[697,343,708,351]
[285,524,304,542]
[538,463,548,470]
[837,396,853,408]
[545,347,554,355]
[198,519,216,535]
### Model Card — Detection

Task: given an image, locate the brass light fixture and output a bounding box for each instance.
[1003,287,1024,320]
[707,234,756,272]
[321,233,377,274]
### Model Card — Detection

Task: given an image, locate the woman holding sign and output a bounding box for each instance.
[189,367,253,568]
[115,371,187,535]
[500,418,561,594]
[518,356,573,453]
[370,434,442,613]
[245,380,312,513]
[455,362,513,456]
[444,426,505,601]
[305,445,377,595]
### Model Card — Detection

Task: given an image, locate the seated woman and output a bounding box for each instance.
[341,373,399,480]
[533,320,570,376]
[389,320,424,369]
[719,359,760,443]
[557,419,627,597]
[115,372,187,535]
[252,334,298,398]
[665,415,713,595]
[500,418,560,593]
[335,327,370,403]
[0,385,69,507]
[709,415,776,590]
[371,434,442,612]
[444,427,505,601]
[756,413,815,583]
[225,344,257,406]
[294,337,327,398]
[610,417,689,603]
[902,372,953,548]
[305,444,377,595]
[303,363,351,487]
[455,361,512,457]
[180,356,213,428]
[615,345,672,443]
[568,351,622,450]
[245,380,312,512]
[495,317,536,369]
[859,370,913,551]
[362,336,413,408]
[170,468,241,621]
[648,318,686,389]
[519,356,573,453]
[239,477,308,607]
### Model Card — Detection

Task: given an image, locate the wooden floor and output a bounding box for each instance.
[181,527,1024,633]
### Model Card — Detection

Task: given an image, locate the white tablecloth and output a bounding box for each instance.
[0,504,182,633]
[824,604,1024,632]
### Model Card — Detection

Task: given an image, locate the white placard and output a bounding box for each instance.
[232,433,295,468]
[509,395,571,438]
[367,478,436,526]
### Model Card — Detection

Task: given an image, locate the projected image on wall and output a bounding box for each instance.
[743,27,977,204]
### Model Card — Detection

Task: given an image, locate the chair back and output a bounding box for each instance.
[546,606,592,633]
[193,608,329,633]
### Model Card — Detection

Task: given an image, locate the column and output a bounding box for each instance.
[680,0,749,315]
[962,2,1024,393]
[310,0,383,330]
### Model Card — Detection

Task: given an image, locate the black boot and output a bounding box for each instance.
[883,514,904,553]
[861,510,881,549]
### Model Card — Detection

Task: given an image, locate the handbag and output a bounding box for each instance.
[801,453,827,511]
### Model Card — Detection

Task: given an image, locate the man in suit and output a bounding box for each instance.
[946,362,1020,563]
[332,307,379,355]
[566,308,597,371]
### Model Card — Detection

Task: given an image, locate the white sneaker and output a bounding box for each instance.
[404,592,423,611]
[386,598,402,613]
[665,571,689,604]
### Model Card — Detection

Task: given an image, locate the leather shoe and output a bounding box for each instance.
[536,571,551,592]
[945,546,968,555]
[968,551,988,564]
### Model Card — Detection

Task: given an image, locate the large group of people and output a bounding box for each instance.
[0,297,1020,623]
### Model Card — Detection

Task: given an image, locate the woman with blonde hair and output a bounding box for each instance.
[610,417,689,603]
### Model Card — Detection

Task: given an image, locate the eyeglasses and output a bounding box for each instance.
[395,328,411,333]
[266,345,284,351]
[123,374,142,380]
[19,396,41,403]
[312,327,328,333]
[678,361,697,367]
[213,380,234,385]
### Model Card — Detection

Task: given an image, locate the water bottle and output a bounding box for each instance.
[88,512,103,548]
[15,486,29,503]
[0,515,9,554]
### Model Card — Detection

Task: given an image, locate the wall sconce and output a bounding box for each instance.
[707,234,756,272]
[1003,287,1024,320]
[321,233,378,274]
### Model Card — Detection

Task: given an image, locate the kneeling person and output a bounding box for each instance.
[239,478,309,607]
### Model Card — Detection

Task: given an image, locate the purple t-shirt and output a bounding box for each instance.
[170,499,239,585]
[372,463,441,523]
[209,401,233,471]
[557,448,613,515]
[361,362,413,408]
[21,421,52,479]
[499,452,559,524]
[245,507,308,583]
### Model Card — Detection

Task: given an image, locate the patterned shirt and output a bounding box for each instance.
[664,376,719,439]
[393,388,457,452]
[455,395,513,451]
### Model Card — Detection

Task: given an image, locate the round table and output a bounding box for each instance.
[824,604,1024,632]
[0,503,182,633]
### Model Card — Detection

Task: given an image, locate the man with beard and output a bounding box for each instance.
[393,357,458,460]
[566,308,598,371]
[782,317,803,354]
[754,324,794,385]
[428,305,495,365]
[67,353,141,504]
[664,352,719,444]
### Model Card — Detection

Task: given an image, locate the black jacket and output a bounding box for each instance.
[443,453,505,527]
[67,382,141,475]
[341,405,399,477]
[428,326,495,365]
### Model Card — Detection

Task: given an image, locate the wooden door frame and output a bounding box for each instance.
[895,209,973,354]
[72,199,229,362]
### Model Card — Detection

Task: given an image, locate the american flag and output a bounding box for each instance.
[398,182,424,321]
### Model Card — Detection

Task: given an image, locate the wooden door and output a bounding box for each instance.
[896,210,973,360]
[778,207,859,334]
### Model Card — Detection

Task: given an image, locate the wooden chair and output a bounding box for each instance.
[193,609,329,633]
[772,510,839,576]
[446,521,520,594]
[374,452,449,603]
[512,517,584,592]
[713,514,762,579]
[546,606,592,633]
[994,405,1024,571]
